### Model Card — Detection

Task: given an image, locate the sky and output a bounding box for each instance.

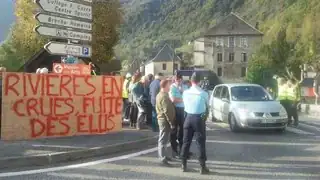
[0,0,15,42]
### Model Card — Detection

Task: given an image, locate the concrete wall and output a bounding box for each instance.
[144,62,154,75]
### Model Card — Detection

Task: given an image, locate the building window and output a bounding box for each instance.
[217,53,223,62]
[228,37,235,48]
[240,37,248,48]
[216,37,223,47]
[241,67,247,77]
[217,67,223,77]
[174,63,178,70]
[162,63,167,70]
[241,53,247,62]
[229,53,234,62]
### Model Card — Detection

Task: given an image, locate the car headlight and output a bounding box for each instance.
[238,108,252,120]
[280,107,287,117]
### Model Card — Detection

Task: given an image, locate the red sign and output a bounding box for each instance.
[53,63,91,75]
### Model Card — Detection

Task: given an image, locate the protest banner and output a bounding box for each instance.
[1,73,123,140]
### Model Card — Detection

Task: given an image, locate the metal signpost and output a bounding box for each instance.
[34,0,92,58]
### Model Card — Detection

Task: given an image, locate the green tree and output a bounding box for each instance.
[92,0,122,64]
[300,13,320,104]
[0,0,122,71]
[11,0,47,65]
[246,45,273,86]
[247,29,301,84]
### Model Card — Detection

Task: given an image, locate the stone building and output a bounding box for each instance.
[193,12,263,80]
[144,44,181,76]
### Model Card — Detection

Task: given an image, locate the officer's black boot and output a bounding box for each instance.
[200,161,210,175]
[181,159,187,172]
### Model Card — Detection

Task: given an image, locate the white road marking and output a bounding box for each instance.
[32,144,86,149]
[48,172,152,180]
[286,127,314,135]
[0,147,158,177]
[205,140,318,146]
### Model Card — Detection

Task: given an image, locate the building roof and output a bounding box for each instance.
[149,44,181,63]
[202,12,264,37]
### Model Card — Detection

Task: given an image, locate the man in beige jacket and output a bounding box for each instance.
[156,79,176,166]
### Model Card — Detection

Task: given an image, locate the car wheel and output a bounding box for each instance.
[228,113,240,132]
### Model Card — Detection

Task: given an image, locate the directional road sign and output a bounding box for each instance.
[44,42,92,58]
[35,0,92,20]
[82,0,92,3]
[35,25,92,41]
[35,13,92,31]
[53,63,63,73]
[53,63,91,75]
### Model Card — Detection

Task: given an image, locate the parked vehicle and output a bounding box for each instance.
[177,69,222,91]
[209,83,288,132]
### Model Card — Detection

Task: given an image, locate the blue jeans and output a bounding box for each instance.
[152,106,159,132]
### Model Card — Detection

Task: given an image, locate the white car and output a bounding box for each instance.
[209,83,288,132]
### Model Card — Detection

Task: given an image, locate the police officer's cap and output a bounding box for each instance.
[191,72,201,83]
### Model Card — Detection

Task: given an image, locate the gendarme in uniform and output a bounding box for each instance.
[180,72,209,174]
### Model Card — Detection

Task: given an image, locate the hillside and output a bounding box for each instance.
[117,0,306,66]
[0,0,15,42]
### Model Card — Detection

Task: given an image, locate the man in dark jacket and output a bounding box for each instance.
[149,73,164,132]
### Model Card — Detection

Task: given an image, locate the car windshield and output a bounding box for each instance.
[230,86,272,101]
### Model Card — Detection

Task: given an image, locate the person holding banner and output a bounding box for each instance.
[0,66,6,133]
[122,73,132,122]
[128,73,141,128]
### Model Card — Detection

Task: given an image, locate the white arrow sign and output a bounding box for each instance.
[35,13,92,31]
[53,64,63,73]
[44,42,92,57]
[35,25,92,41]
[82,0,92,3]
[35,0,92,20]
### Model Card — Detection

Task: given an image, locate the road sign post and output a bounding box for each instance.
[35,0,92,20]
[34,0,93,60]
[35,13,92,31]
[44,42,92,58]
[35,25,92,42]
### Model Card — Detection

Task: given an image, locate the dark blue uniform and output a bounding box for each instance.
[181,84,209,173]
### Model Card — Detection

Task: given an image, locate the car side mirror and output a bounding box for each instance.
[221,98,229,102]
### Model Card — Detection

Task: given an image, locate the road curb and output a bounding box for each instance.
[0,136,158,170]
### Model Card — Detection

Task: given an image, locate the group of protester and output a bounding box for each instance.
[122,71,210,174]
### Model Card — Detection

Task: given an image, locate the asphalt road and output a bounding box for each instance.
[1,119,320,180]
